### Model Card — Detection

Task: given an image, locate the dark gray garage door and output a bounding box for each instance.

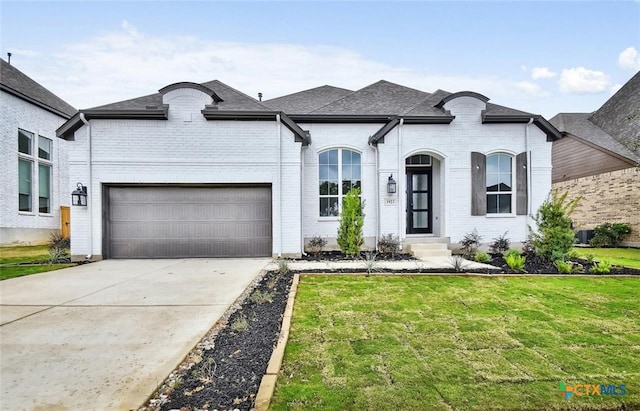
[105,186,272,258]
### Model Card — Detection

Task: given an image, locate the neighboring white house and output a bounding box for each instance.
[56,80,560,260]
[1,59,76,245]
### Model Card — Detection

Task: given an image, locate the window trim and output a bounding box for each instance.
[318,147,362,218]
[17,129,54,215]
[485,152,515,215]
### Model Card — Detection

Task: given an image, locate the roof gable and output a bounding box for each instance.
[549,112,639,163]
[589,71,640,150]
[0,58,76,118]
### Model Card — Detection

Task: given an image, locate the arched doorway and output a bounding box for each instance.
[405,154,433,234]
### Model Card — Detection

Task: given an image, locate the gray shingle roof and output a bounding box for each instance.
[0,58,76,118]
[589,71,640,151]
[549,71,640,163]
[549,112,640,163]
[91,79,272,112]
[310,80,432,115]
[262,85,353,114]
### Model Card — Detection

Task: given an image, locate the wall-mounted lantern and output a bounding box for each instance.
[387,175,397,194]
[71,183,87,206]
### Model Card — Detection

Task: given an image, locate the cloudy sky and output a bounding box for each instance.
[2,1,639,118]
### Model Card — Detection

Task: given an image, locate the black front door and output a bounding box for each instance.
[406,169,432,234]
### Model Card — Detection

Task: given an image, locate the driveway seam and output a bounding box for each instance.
[0,260,188,326]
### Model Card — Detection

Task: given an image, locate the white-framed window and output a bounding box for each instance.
[18,158,33,212]
[319,148,361,217]
[486,153,513,214]
[18,129,53,214]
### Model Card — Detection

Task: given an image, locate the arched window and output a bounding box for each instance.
[319,149,361,217]
[486,153,513,214]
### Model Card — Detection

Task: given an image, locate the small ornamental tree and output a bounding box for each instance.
[530,190,580,261]
[337,188,364,256]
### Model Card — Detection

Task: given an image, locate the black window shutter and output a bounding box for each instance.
[471,152,486,215]
[516,152,528,215]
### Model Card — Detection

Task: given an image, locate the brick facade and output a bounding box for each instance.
[553,167,640,246]
[0,91,69,245]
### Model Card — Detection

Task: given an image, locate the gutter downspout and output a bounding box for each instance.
[79,113,92,260]
[525,118,534,232]
[397,118,404,248]
[370,141,380,249]
[300,142,307,256]
[276,114,283,258]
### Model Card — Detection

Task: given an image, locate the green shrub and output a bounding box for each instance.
[504,248,522,259]
[377,234,400,256]
[530,190,580,261]
[505,253,526,271]
[474,252,492,263]
[489,231,510,255]
[589,223,632,247]
[565,249,580,261]
[48,232,70,263]
[585,254,595,264]
[554,259,581,274]
[337,188,364,256]
[590,260,612,274]
[307,235,327,257]
[460,229,481,257]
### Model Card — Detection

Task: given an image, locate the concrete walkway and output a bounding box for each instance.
[0,258,269,411]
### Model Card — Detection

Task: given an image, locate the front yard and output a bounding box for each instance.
[271,275,640,410]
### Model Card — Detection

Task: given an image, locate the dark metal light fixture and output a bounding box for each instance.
[387,175,397,194]
[71,183,87,206]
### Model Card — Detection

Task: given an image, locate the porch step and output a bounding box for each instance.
[408,243,452,259]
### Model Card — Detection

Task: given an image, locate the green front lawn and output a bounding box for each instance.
[271,276,640,410]
[0,245,50,264]
[573,247,640,269]
[0,245,73,280]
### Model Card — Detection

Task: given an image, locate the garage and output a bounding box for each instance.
[104,185,272,258]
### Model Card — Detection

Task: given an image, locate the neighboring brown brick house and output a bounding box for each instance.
[550,71,640,247]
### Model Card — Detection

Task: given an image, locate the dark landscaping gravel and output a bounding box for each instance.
[488,253,640,275]
[150,270,293,411]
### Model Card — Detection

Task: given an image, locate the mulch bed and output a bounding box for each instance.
[141,269,293,411]
[487,253,640,275]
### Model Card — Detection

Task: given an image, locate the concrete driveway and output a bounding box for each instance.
[0,258,270,411]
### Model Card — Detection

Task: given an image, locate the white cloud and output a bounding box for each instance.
[6,21,602,117]
[531,67,557,80]
[558,67,610,94]
[617,46,640,71]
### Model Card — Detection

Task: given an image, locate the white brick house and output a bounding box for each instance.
[1,59,76,245]
[57,80,560,260]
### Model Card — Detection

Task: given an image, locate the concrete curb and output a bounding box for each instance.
[285,272,640,278]
[255,273,299,411]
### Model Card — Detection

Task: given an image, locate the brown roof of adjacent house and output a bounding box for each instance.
[0,58,76,118]
[549,71,640,164]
